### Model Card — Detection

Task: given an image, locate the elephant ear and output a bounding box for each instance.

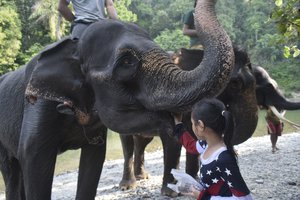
[25,37,94,113]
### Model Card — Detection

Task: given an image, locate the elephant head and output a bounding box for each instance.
[174,47,258,145]
[253,65,300,128]
[25,0,234,134]
[254,66,300,111]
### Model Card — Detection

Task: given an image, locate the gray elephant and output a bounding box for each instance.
[0,0,239,199]
[119,47,300,197]
[176,48,300,116]
[118,46,258,196]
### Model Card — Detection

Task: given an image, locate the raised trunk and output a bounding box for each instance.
[137,0,234,111]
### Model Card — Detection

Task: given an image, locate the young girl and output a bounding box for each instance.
[173,98,252,200]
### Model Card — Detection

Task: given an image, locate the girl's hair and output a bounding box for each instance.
[191,98,236,159]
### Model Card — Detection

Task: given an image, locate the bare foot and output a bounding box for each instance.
[272,148,276,153]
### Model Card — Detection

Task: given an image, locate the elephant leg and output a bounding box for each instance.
[75,131,107,200]
[133,135,153,180]
[119,134,136,190]
[160,131,182,197]
[19,142,57,200]
[18,101,61,200]
[186,152,199,179]
[0,145,25,200]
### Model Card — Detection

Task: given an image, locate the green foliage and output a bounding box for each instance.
[16,43,44,65]
[31,0,68,41]
[270,0,300,58]
[0,4,21,74]
[130,0,192,38]
[0,0,298,94]
[154,29,189,51]
[265,59,300,95]
[115,0,137,22]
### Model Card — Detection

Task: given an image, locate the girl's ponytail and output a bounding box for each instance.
[222,110,236,160]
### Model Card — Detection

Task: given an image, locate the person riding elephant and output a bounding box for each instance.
[183,0,203,49]
[0,0,244,199]
[58,0,118,39]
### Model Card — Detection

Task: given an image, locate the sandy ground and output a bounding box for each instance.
[1,132,299,200]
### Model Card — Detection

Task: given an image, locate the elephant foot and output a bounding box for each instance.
[119,179,137,191]
[161,185,179,197]
[135,171,149,180]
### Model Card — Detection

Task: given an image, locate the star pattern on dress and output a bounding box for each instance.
[206,170,212,175]
[216,167,221,172]
[225,168,232,176]
[205,183,210,188]
[212,178,218,184]
[228,181,233,188]
[215,156,219,161]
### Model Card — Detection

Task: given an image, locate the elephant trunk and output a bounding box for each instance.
[229,94,258,145]
[219,68,258,145]
[136,0,234,111]
[266,95,300,110]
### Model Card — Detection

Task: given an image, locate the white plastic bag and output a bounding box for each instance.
[167,169,204,193]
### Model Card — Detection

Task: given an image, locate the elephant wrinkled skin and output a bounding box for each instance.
[0,0,238,199]
[119,47,300,197]
[118,46,258,196]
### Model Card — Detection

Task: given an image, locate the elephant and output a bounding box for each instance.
[118,46,258,196]
[0,0,241,199]
[176,48,300,115]
[0,57,108,200]
[119,46,300,197]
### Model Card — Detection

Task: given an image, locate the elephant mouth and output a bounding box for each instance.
[95,101,174,134]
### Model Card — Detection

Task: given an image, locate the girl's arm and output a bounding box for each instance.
[174,123,199,155]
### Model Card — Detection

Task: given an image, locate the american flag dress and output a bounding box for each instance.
[174,124,253,200]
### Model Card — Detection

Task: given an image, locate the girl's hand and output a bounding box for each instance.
[172,113,183,125]
[181,185,200,198]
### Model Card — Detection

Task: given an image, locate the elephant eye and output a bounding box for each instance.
[113,52,140,81]
[118,53,139,66]
[123,58,132,65]
[124,59,129,64]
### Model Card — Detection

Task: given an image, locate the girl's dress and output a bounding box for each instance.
[174,123,253,200]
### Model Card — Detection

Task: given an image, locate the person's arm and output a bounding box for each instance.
[183,24,198,37]
[58,0,75,22]
[105,0,118,19]
[173,113,199,155]
[182,11,198,37]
